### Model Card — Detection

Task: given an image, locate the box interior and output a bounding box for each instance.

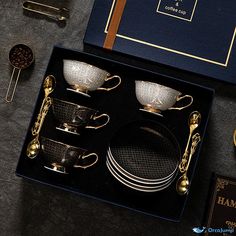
[16,46,214,222]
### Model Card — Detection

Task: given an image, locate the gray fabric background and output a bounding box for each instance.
[0,1,236,235]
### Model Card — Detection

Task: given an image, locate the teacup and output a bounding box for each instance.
[52,98,110,135]
[41,137,98,174]
[135,81,193,116]
[63,60,121,97]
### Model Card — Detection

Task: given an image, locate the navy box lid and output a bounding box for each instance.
[84,0,236,84]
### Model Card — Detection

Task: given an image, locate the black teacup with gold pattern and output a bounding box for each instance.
[52,98,110,135]
[41,137,99,174]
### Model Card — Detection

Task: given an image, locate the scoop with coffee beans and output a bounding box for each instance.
[5,44,34,102]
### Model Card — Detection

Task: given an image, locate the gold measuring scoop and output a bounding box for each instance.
[26,75,56,159]
[23,1,69,22]
[5,44,34,103]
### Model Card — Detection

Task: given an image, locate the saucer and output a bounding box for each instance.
[56,127,81,135]
[107,120,180,182]
[139,108,163,117]
[106,159,176,192]
[107,148,176,185]
[66,88,91,97]
[44,164,68,174]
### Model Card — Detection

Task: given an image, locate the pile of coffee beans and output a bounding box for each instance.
[9,44,34,69]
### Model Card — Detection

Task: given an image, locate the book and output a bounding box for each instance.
[203,174,236,235]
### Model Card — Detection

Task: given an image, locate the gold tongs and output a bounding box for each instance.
[23,1,69,22]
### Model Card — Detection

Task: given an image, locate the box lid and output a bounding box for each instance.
[84,0,236,84]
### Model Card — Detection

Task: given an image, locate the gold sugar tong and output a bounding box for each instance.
[23,1,69,22]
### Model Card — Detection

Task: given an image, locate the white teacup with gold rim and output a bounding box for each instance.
[135,81,193,116]
[63,60,121,97]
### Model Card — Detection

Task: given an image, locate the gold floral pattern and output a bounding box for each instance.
[225,221,236,229]
[216,178,229,192]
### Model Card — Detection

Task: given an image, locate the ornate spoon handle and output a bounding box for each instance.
[31,97,52,136]
[179,133,201,173]
[185,133,201,172]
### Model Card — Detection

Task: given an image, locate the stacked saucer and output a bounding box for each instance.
[106,120,181,192]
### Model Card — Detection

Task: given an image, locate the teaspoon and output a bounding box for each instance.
[179,111,201,173]
[26,75,56,159]
[176,133,201,195]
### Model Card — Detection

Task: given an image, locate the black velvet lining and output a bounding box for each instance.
[16,46,214,222]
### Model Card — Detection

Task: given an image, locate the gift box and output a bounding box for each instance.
[84,0,236,84]
[16,46,214,222]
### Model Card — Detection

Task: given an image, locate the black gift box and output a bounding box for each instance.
[16,46,214,222]
[84,0,236,84]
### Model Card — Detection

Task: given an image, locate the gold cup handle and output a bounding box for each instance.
[168,95,193,111]
[73,153,99,169]
[97,75,121,91]
[86,113,110,129]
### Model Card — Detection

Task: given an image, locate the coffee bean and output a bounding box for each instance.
[10,44,33,69]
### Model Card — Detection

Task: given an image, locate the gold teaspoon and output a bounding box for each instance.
[26,97,52,159]
[26,75,56,159]
[179,111,201,173]
[176,133,201,195]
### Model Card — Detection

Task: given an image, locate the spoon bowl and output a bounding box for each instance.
[43,75,56,97]
[26,137,40,159]
[176,174,189,195]
[188,111,201,132]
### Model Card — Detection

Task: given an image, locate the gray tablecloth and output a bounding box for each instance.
[0,1,236,235]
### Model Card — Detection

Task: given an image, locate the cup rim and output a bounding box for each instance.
[135,80,181,94]
[52,98,97,113]
[41,137,87,153]
[63,59,110,76]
